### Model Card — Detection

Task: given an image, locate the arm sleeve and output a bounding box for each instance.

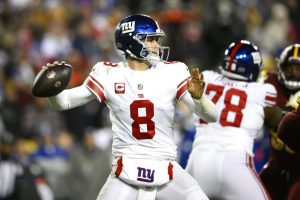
[47,84,95,111]
[181,92,218,122]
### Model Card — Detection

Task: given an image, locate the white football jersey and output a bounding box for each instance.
[194,70,277,155]
[85,61,190,160]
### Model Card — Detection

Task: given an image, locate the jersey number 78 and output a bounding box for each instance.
[202,84,247,127]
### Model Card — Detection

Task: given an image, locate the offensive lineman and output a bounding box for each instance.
[186,40,281,200]
[44,14,217,200]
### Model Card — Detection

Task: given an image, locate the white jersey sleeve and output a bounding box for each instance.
[84,62,112,102]
[47,84,94,110]
[170,64,217,122]
[47,62,110,110]
[170,62,190,100]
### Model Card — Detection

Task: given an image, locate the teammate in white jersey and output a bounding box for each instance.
[45,14,217,200]
[185,40,282,200]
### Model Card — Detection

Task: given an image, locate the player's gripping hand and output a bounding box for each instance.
[32,61,72,97]
[187,68,205,99]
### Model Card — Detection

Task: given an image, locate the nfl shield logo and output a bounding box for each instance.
[138,84,143,90]
[115,83,125,94]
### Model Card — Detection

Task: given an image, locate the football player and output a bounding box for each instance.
[185,40,281,200]
[277,97,300,153]
[44,14,218,200]
[259,44,300,200]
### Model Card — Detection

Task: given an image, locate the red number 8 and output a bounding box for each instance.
[220,88,247,127]
[130,100,155,140]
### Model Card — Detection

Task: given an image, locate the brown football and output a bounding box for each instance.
[32,63,72,97]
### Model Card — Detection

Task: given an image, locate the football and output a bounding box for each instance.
[32,62,72,97]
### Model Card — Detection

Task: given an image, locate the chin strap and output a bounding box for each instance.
[147,55,161,65]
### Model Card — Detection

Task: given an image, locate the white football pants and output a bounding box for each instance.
[186,148,271,200]
[96,161,208,200]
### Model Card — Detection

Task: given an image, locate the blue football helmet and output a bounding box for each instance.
[220,40,262,82]
[114,14,169,64]
[277,44,300,90]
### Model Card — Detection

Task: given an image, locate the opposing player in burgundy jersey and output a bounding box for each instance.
[186,40,281,200]
[259,44,300,200]
[277,97,300,153]
[45,14,217,200]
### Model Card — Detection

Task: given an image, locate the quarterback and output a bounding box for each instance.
[44,14,217,200]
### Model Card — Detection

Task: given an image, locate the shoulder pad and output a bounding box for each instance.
[91,61,120,74]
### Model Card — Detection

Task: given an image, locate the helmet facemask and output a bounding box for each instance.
[135,33,169,65]
[278,62,300,90]
[277,44,300,90]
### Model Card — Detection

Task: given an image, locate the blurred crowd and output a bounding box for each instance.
[1,0,300,200]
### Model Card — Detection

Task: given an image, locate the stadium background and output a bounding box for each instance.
[0,0,299,199]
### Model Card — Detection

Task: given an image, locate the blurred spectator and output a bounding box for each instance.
[199,0,246,69]
[0,77,23,136]
[0,132,23,199]
[175,101,196,168]
[30,131,73,200]
[287,0,300,42]
[22,98,65,137]
[13,137,54,200]
[259,3,291,55]
[67,128,111,200]
[40,20,72,61]
[92,106,113,152]
[0,132,54,200]
[60,100,102,141]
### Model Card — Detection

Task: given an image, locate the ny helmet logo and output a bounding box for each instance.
[121,21,135,34]
[137,167,155,183]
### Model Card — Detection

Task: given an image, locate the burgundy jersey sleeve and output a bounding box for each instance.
[265,72,290,107]
[277,106,300,152]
